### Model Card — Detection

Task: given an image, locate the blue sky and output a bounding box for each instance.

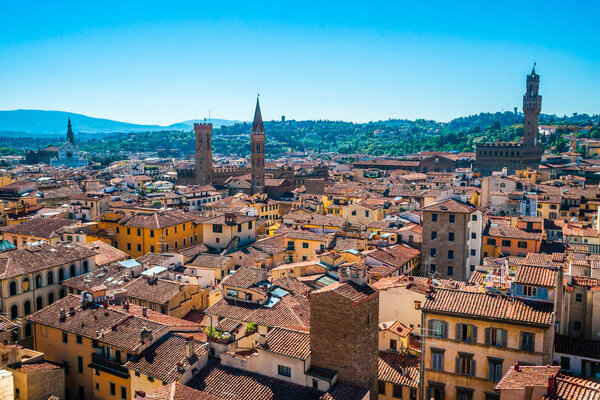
[1,1,599,125]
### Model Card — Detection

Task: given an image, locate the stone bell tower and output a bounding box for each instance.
[66,118,74,144]
[250,97,266,194]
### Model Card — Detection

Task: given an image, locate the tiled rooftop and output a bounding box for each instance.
[422,288,554,326]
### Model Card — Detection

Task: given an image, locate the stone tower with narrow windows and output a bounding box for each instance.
[523,65,542,146]
[475,65,543,175]
[250,97,266,194]
[194,122,213,186]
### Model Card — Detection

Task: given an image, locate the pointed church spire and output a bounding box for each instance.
[251,96,264,134]
[66,117,74,144]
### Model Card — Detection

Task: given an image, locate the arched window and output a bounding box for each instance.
[23,300,31,315]
[36,296,43,311]
[48,292,55,305]
[58,268,65,282]
[82,261,89,273]
[24,323,32,338]
[70,264,76,278]
[10,305,18,320]
[22,278,30,292]
[35,274,42,289]
[9,281,17,296]
[59,289,66,299]
[47,271,54,285]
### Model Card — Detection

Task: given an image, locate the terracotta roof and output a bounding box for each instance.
[285,212,347,228]
[420,199,475,213]
[514,265,557,287]
[187,254,231,268]
[378,351,420,388]
[176,243,210,259]
[0,243,97,280]
[285,230,333,242]
[422,288,554,327]
[111,304,201,329]
[11,361,62,374]
[256,327,310,360]
[26,295,169,352]
[0,218,79,239]
[120,210,193,229]
[85,240,129,266]
[62,263,132,292]
[251,234,287,255]
[271,276,314,296]
[571,275,600,288]
[124,277,185,305]
[312,281,376,303]
[545,375,600,399]
[124,334,207,383]
[365,244,420,269]
[371,276,465,294]
[186,362,367,400]
[484,223,541,241]
[379,320,412,338]
[145,383,219,400]
[221,267,268,289]
[204,293,310,330]
[496,365,561,390]
[468,270,486,285]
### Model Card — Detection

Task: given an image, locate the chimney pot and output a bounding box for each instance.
[185,336,195,359]
[547,375,556,396]
[142,307,147,317]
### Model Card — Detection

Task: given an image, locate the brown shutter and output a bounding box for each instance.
[456,323,462,341]
[455,357,461,374]
[501,329,508,347]
[485,327,491,345]
[471,359,477,377]
[472,325,478,343]
[442,321,448,338]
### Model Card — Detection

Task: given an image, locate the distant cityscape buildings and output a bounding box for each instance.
[25,118,89,167]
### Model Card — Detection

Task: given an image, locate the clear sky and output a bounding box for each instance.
[1,1,599,125]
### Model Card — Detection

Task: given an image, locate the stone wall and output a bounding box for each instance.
[310,288,379,400]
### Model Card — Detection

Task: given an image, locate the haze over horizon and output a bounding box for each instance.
[1,1,599,126]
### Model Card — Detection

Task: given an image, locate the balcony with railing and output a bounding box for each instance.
[89,353,130,379]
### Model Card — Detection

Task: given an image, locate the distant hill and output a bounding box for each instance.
[0,110,239,136]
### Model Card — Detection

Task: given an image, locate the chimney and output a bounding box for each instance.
[140,327,152,344]
[59,309,66,321]
[547,375,556,396]
[142,307,147,317]
[514,362,520,372]
[257,333,267,346]
[134,391,146,400]
[185,336,195,359]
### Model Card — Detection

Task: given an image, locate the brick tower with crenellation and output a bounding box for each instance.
[194,122,213,185]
